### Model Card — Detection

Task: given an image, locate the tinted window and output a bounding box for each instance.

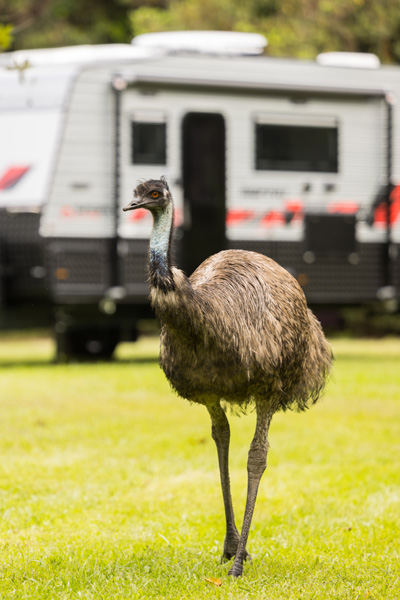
[131,122,166,165]
[255,123,338,172]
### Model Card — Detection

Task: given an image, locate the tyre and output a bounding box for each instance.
[55,325,120,361]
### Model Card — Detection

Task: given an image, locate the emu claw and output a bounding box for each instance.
[227,551,252,577]
[228,564,243,578]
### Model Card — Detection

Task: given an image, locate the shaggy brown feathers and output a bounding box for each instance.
[153,250,332,412]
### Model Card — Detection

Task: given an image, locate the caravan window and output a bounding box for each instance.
[131,122,166,165]
[255,123,338,173]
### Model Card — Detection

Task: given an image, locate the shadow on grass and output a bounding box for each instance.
[3,349,398,368]
[0,356,159,368]
[117,356,159,365]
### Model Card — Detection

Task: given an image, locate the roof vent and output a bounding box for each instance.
[316,52,380,69]
[132,31,267,56]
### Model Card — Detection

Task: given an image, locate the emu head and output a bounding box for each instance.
[123,176,171,213]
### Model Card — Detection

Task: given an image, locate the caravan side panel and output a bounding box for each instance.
[41,67,117,301]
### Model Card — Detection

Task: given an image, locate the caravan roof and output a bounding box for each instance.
[0,43,159,69]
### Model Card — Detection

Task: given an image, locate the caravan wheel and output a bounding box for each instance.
[55,326,120,362]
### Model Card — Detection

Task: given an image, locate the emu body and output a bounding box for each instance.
[123,178,333,577]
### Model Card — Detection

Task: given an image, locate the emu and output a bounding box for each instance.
[123,177,333,577]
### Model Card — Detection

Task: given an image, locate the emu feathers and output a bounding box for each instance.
[157,250,331,411]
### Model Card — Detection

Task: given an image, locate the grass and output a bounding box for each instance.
[0,333,399,599]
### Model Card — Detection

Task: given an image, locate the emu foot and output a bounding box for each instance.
[221,538,251,565]
[221,531,252,563]
[226,548,252,578]
[228,562,244,578]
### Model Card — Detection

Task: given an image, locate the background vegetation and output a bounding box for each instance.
[0,333,399,598]
[2,0,400,63]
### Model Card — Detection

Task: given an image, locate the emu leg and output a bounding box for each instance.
[228,403,274,578]
[207,403,248,562]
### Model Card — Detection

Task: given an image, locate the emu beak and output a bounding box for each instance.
[122,197,143,212]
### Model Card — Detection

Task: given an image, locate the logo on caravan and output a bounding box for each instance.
[0,166,31,190]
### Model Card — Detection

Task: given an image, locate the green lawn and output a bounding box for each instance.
[0,333,399,599]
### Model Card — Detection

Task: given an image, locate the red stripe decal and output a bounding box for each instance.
[129,208,148,221]
[285,200,303,213]
[226,209,255,225]
[374,185,400,226]
[260,210,286,226]
[328,202,359,214]
[174,207,183,226]
[0,166,31,190]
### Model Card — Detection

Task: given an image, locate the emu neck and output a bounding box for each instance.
[149,203,174,292]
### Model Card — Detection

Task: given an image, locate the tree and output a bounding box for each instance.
[0,0,134,51]
[1,0,400,64]
[131,0,400,63]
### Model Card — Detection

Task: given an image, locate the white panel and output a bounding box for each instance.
[40,69,116,238]
[0,110,62,208]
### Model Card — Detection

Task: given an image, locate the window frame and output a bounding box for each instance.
[254,114,339,174]
[131,120,167,166]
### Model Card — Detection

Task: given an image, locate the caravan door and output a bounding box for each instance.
[181,112,226,275]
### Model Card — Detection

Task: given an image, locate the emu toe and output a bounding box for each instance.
[228,562,244,578]
[221,548,252,563]
[221,534,252,564]
[226,545,252,577]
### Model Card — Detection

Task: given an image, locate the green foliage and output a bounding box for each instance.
[0,334,399,598]
[0,23,13,50]
[1,0,400,63]
[131,0,251,36]
[1,0,133,50]
[131,0,400,62]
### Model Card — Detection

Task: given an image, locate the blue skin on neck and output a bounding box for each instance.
[149,203,174,282]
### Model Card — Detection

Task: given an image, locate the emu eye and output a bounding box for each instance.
[151,190,160,199]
